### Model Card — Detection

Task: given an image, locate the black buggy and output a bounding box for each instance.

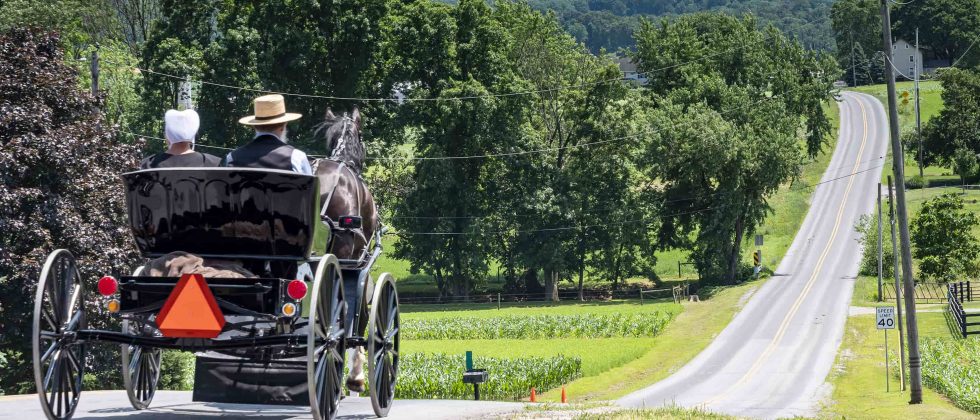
[30,167,400,420]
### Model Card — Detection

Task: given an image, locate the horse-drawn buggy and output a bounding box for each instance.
[30,166,400,420]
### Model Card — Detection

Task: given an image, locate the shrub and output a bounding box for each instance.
[396,353,580,400]
[0,28,140,394]
[854,214,894,279]
[158,351,195,391]
[911,193,980,282]
[921,338,980,414]
[403,311,675,340]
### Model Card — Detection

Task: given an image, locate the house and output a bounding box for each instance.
[616,57,648,86]
[891,39,951,80]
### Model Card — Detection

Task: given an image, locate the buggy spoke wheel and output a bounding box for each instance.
[308,255,346,420]
[121,266,161,411]
[33,250,85,420]
[368,273,399,418]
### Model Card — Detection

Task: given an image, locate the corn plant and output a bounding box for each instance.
[395,353,581,401]
[920,337,980,414]
[403,312,674,340]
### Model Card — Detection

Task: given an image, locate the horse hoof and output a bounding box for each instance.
[346,378,365,393]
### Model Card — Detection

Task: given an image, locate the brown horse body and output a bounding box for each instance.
[313,107,377,392]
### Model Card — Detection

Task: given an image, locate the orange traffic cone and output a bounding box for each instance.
[561,386,567,403]
[530,387,537,402]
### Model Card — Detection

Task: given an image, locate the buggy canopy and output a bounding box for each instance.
[121,167,319,260]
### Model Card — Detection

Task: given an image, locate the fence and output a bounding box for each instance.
[397,288,657,305]
[946,281,980,338]
[882,281,976,304]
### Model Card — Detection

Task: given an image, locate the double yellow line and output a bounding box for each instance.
[699,94,871,408]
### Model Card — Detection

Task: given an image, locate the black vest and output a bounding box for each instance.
[226,134,295,171]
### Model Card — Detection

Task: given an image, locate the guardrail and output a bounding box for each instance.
[947,281,980,338]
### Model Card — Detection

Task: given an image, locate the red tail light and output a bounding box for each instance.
[287,280,307,300]
[97,276,118,296]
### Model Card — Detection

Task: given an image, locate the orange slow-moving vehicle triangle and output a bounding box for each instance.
[156,273,225,338]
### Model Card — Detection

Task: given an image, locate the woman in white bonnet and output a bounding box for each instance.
[139,109,221,168]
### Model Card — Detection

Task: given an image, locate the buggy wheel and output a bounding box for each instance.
[32,250,86,420]
[367,273,399,418]
[121,318,161,410]
[121,264,161,409]
[308,255,346,420]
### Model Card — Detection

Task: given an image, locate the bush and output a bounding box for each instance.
[158,351,195,391]
[403,311,675,340]
[396,353,580,400]
[0,28,140,394]
[921,338,980,414]
[854,214,894,279]
[911,193,980,282]
[905,175,926,189]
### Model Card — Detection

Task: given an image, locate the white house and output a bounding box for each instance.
[891,39,951,80]
[616,57,648,86]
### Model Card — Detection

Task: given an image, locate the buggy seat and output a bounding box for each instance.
[121,167,319,261]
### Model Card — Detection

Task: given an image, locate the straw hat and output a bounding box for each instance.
[238,94,302,126]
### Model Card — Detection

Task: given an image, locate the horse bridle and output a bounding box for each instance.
[317,116,370,260]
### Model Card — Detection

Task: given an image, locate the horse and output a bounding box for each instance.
[312,106,379,393]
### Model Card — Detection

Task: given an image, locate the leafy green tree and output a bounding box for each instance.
[854,214,894,278]
[0,28,141,394]
[633,13,834,283]
[922,68,980,166]
[911,193,980,282]
[893,0,980,65]
[830,0,883,85]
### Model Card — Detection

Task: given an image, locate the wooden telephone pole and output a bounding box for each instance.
[879,0,923,404]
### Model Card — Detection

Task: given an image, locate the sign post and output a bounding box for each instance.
[877,306,896,391]
[753,235,763,277]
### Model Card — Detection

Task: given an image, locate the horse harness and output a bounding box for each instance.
[315,158,369,260]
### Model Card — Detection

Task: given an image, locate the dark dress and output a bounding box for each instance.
[139,151,221,169]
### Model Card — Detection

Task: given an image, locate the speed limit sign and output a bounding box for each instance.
[876,307,896,330]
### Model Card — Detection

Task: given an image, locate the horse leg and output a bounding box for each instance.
[345,347,367,393]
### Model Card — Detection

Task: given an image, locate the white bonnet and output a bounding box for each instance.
[164,109,200,145]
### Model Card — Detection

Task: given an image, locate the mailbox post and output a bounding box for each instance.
[462,351,489,400]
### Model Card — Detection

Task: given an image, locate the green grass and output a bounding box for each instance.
[822,311,976,419]
[851,80,944,133]
[537,279,765,402]
[404,338,656,378]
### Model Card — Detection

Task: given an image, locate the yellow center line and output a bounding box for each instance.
[699,94,870,408]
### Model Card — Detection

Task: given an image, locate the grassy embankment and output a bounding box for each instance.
[821,282,977,419]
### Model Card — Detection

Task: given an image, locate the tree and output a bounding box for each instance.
[893,0,980,65]
[0,28,140,394]
[921,68,980,166]
[830,0,883,85]
[854,214,894,278]
[910,193,980,281]
[632,13,835,283]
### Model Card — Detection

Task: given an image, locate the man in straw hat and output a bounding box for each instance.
[224,94,312,174]
[140,109,220,169]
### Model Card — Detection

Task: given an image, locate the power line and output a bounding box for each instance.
[390,162,886,235]
[102,14,831,103]
[951,35,980,68]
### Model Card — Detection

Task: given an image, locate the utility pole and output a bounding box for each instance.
[879,0,923,404]
[915,28,923,178]
[851,32,858,87]
[888,176,908,391]
[877,183,883,302]
[90,46,100,96]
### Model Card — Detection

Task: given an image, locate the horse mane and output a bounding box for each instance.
[314,108,366,174]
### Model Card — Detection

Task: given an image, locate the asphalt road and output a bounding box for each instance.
[619,91,890,418]
[0,391,524,419]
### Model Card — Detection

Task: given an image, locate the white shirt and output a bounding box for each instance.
[225,131,313,175]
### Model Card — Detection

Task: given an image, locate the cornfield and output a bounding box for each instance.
[395,353,581,400]
[403,312,674,340]
[920,337,980,414]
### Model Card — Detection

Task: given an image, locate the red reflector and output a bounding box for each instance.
[97,276,118,296]
[287,280,308,300]
[155,274,225,338]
